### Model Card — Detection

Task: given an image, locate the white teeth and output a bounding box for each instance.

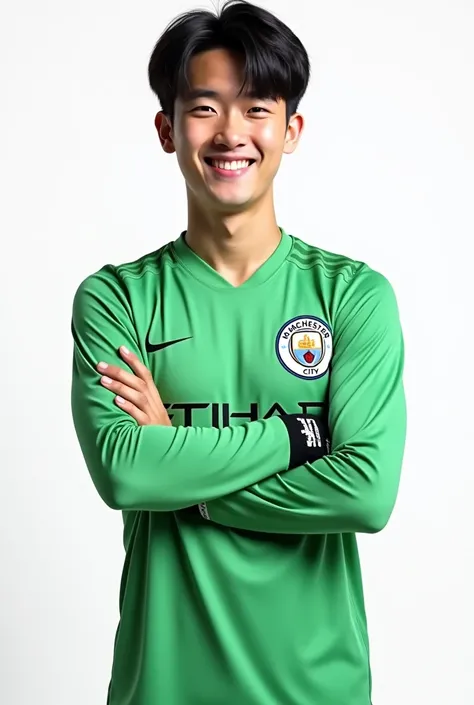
[211,159,250,171]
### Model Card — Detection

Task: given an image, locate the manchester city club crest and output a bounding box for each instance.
[276,316,333,380]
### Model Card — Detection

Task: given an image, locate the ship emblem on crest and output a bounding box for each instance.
[290,332,323,367]
[276,316,332,380]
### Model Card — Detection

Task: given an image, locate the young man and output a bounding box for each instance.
[71,1,406,703]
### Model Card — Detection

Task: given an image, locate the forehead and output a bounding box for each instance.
[184,48,246,95]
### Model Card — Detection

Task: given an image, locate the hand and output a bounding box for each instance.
[96,345,171,427]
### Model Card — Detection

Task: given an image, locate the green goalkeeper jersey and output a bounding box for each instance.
[71,228,406,705]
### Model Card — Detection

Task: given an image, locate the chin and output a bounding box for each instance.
[202,188,255,210]
[213,196,256,212]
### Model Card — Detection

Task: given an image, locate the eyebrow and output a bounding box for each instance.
[182,87,276,102]
[182,89,221,101]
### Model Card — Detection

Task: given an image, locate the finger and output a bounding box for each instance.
[96,362,146,393]
[119,346,167,406]
[114,396,150,425]
[119,346,153,382]
[100,375,150,411]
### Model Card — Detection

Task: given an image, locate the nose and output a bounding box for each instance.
[213,110,247,150]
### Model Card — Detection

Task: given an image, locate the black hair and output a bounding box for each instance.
[147,0,310,124]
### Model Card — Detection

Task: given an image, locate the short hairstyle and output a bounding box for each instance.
[147,0,310,124]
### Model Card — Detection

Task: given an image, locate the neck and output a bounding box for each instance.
[184,190,282,287]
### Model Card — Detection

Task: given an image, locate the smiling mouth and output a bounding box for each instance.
[204,157,256,176]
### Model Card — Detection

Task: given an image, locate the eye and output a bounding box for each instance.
[249,107,268,113]
[191,105,216,114]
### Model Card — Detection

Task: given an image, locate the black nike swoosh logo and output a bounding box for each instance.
[145,334,192,353]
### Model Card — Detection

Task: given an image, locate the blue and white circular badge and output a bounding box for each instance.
[276,315,333,380]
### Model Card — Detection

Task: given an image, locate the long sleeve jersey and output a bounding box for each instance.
[71,228,406,705]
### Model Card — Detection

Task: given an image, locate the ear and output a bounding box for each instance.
[155,111,175,154]
[283,113,304,155]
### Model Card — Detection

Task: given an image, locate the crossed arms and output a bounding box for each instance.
[71,265,406,535]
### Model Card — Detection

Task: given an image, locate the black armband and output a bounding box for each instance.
[280,414,330,470]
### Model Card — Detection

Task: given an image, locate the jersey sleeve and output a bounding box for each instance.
[200,267,407,534]
[70,268,290,512]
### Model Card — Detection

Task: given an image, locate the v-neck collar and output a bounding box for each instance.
[171,227,293,291]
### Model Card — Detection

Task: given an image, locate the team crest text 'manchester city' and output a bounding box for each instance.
[276,315,333,380]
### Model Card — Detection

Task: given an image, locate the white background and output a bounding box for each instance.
[1,1,473,703]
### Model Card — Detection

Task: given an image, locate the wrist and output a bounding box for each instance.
[280,414,330,470]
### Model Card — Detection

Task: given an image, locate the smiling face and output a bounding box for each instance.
[156,48,303,214]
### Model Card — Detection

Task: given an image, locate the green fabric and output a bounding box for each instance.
[71,228,406,705]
